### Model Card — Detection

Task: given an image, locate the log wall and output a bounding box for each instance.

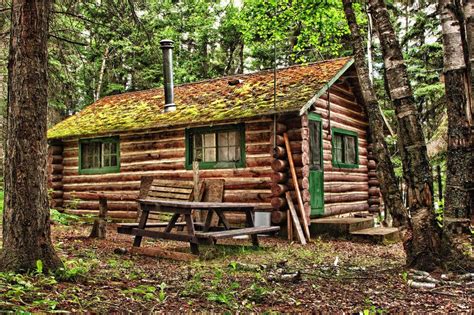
[301,81,379,217]
[48,117,275,221]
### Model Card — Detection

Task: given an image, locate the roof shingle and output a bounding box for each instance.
[48,57,352,139]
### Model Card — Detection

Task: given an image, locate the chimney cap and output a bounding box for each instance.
[160,39,174,48]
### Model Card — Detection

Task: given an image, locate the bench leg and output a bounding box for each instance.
[245,210,259,247]
[184,213,199,255]
[133,209,149,247]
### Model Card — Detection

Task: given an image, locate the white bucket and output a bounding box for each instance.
[254,211,271,227]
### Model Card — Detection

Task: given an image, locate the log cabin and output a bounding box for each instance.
[47,42,381,227]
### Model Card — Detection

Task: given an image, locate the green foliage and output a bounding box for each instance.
[55,259,96,281]
[50,209,80,225]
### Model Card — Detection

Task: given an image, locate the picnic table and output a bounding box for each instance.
[118,199,280,255]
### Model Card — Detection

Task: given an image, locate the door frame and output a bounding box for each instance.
[308,112,324,216]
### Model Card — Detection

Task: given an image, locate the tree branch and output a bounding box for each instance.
[49,34,87,46]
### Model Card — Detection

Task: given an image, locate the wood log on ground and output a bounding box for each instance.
[89,196,108,239]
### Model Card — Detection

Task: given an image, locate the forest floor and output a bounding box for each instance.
[0,220,472,313]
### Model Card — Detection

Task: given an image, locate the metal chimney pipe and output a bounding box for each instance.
[160,39,176,112]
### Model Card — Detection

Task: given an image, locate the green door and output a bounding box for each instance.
[308,113,324,215]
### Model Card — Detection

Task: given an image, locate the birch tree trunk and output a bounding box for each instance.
[369,0,442,270]
[440,0,474,219]
[342,0,408,227]
[0,0,62,272]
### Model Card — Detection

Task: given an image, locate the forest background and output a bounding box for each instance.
[0,0,447,194]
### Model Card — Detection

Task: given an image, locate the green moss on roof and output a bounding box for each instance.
[48,57,352,139]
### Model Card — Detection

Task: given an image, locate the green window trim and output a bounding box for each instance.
[79,136,120,175]
[331,127,359,169]
[185,124,246,170]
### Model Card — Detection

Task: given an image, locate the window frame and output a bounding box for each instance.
[78,136,120,175]
[331,127,359,169]
[185,124,246,170]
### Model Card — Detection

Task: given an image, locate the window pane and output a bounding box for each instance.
[194,134,203,149]
[334,134,343,163]
[218,132,228,147]
[309,121,321,168]
[194,148,203,161]
[81,142,101,169]
[345,136,356,164]
[204,147,216,162]
[218,147,229,161]
[204,133,216,147]
[228,131,239,146]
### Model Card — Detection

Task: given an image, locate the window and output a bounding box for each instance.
[186,124,245,169]
[79,137,120,174]
[331,128,358,168]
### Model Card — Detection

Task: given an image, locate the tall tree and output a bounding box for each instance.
[440,0,474,219]
[368,0,442,270]
[342,0,407,227]
[0,0,62,272]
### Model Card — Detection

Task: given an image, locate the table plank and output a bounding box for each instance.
[195,226,280,240]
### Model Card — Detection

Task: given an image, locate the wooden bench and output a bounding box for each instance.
[117,178,198,234]
[195,226,280,241]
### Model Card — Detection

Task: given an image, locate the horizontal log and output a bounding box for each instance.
[368,197,381,206]
[52,164,64,174]
[246,156,273,168]
[50,191,63,199]
[51,182,63,190]
[64,182,141,192]
[271,172,288,183]
[271,210,287,224]
[120,162,184,173]
[324,174,368,182]
[270,122,287,134]
[64,209,137,219]
[271,197,287,210]
[50,199,63,208]
[64,200,138,211]
[51,155,63,164]
[322,202,369,216]
[121,140,185,153]
[368,205,380,213]
[283,115,303,129]
[64,191,138,201]
[324,193,368,204]
[48,145,63,155]
[224,180,272,190]
[368,179,380,186]
[272,146,286,159]
[324,184,368,193]
[368,187,380,196]
[50,175,63,182]
[271,184,288,197]
[121,129,184,142]
[223,191,272,203]
[271,159,288,172]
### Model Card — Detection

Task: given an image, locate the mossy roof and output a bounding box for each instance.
[48,57,353,139]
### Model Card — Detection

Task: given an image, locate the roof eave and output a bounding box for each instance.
[298,58,355,116]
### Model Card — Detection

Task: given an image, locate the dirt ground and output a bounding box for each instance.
[0,222,472,313]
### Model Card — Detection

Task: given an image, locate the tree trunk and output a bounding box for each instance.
[465,0,474,118]
[0,0,62,272]
[342,0,408,227]
[369,0,442,270]
[440,0,474,220]
[95,46,109,101]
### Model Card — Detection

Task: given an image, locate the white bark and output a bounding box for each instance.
[440,0,466,71]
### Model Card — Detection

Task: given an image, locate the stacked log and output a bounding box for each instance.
[270,115,306,225]
[367,144,381,214]
[47,142,64,209]
[56,117,274,220]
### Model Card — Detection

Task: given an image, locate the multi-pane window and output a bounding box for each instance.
[79,137,120,174]
[187,125,245,169]
[332,128,358,168]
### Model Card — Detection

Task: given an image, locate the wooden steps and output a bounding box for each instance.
[350,227,400,244]
[309,216,401,244]
[310,217,374,237]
